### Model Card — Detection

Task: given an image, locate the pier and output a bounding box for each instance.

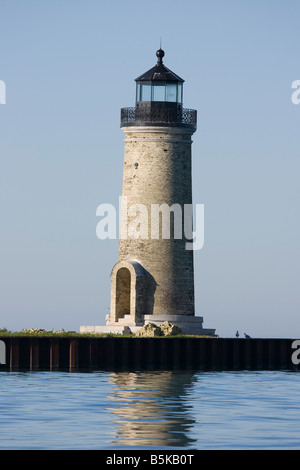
[0,336,299,372]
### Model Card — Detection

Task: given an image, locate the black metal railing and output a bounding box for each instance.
[120,106,197,129]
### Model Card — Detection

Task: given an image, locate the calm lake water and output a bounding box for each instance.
[0,370,300,450]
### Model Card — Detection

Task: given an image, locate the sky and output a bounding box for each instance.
[0,0,299,337]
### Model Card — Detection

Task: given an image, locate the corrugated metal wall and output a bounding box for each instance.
[0,337,299,372]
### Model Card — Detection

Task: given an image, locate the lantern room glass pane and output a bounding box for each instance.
[152,84,165,101]
[141,84,151,101]
[136,83,141,103]
[166,83,177,102]
[177,83,182,103]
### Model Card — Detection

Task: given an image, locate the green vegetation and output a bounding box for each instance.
[0,327,216,338]
[0,328,123,338]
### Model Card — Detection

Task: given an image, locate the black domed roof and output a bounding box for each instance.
[135,49,184,83]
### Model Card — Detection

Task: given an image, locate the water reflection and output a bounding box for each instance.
[107,371,198,447]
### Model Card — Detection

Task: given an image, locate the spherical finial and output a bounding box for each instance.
[156,49,165,63]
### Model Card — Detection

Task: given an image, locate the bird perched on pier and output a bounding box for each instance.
[244,333,251,338]
[236,331,239,338]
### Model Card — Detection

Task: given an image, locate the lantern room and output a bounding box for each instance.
[135,49,184,106]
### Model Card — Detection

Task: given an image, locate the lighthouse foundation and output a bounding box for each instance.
[80,314,215,336]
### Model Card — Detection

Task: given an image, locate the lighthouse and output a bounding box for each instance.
[81,49,215,336]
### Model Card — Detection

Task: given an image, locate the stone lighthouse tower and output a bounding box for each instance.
[105,48,214,336]
[81,49,215,335]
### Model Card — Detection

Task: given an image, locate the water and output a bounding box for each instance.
[0,370,300,449]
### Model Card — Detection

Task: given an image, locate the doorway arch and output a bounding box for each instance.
[109,259,153,325]
[116,267,131,320]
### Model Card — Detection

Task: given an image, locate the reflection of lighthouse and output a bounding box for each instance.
[106,371,197,447]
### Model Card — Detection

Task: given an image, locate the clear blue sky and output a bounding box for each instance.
[0,0,299,337]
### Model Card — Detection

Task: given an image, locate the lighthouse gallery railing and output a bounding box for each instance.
[120,106,197,129]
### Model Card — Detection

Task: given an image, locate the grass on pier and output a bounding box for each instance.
[0,327,216,339]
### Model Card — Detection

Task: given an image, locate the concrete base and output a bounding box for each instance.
[80,325,134,335]
[80,314,216,336]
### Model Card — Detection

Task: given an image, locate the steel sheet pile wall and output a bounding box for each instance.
[0,337,299,372]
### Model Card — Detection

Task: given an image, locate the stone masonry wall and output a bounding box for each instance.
[118,126,196,317]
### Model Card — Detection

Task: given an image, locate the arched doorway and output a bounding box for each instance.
[116,267,131,320]
[108,259,155,326]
